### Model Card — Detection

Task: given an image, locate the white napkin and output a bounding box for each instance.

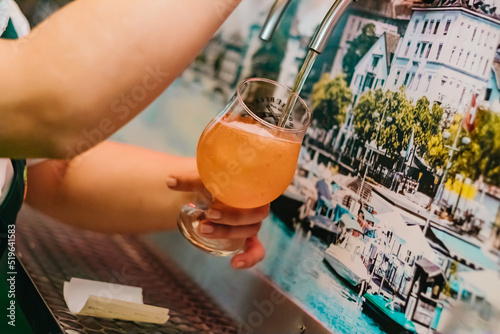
[63,278,169,324]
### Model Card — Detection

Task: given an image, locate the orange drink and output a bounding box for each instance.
[197,119,302,209]
[177,78,311,255]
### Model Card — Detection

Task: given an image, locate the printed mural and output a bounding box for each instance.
[23,0,496,333]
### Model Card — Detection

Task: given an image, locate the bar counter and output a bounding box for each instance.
[15,205,330,334]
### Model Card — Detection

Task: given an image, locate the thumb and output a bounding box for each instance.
[166,172,207,195]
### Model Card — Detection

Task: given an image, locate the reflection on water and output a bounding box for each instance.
[258,214,386,334]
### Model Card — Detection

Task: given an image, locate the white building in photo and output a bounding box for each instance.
[334,32,400,152]
[330,14,400,76]
[350,32,401,101]
[385,7,500,112]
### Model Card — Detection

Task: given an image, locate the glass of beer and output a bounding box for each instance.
[177,78,311,256]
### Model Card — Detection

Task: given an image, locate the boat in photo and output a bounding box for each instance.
[362,292,417,334]
[304,200,340,243]
[305,200,354,244]
[323,226,368,288]
[271,142,356,228]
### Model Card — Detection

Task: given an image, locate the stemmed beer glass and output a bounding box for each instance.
[178,78,311,255]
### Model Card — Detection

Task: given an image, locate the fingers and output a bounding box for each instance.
[199,221,262,239]
[167,170,268,270]
[166,176,205,193]
[206,203,270,227]
[167,174,213,200]
[231,236,265,270]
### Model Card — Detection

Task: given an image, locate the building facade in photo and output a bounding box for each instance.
[350,32,401,100]
[385,7,500,112]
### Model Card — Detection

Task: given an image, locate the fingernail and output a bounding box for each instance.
[235,261,246,269]
[166,178,177,188]
[206,209,222,220]
[200,224,215,234]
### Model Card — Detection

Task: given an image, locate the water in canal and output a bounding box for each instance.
[258,214,386,334]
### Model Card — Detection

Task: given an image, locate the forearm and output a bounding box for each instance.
[1,0,241,158]
[25,141,196,234]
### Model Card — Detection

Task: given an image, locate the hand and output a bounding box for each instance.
[167,172,268,270]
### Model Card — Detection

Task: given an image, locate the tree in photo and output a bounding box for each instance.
[426,132,449,171]
[342,23,378,84]
[310,74,353,133]
[352,88,446,163]
[352,88,386,151]
[448,108,500,187]
[413,97,444,155]
[414,99,446,168]
[353,88,413,158]
[442,114,475,179]
[423,101,450,172]
[378,89,416,158]
[472,109,500,187]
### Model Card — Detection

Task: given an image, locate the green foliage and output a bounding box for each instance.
[426,133,449,170]
[352,88,387,150]
[354,87,448,169]
[310,74,353,131]
[473,109,500,187]
[378,89,415,158]
[342,23,378,84]
[414,98,443,153]
[352,88,444,159]
[351,85,499,188]
[448,109,500,187]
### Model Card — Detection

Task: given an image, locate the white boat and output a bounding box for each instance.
[324,230,369,288]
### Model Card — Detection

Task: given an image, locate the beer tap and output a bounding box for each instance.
[260,0,355,54]
[259,0,293,42]
[260,0,355,127]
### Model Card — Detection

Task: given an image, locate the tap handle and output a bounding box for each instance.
[309,0,353,54]
[260,0,293,42]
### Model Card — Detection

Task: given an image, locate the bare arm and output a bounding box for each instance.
[0,0,241,159]
[25,140,267,268]
[25,141,197,233]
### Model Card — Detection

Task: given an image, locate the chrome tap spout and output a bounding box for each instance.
[259,0,293,42]
[309,0,353,54]
[259,0,354,54]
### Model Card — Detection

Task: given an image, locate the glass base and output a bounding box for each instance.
[177,203,245,256]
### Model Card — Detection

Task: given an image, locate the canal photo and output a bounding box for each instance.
[113,0,500,333]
